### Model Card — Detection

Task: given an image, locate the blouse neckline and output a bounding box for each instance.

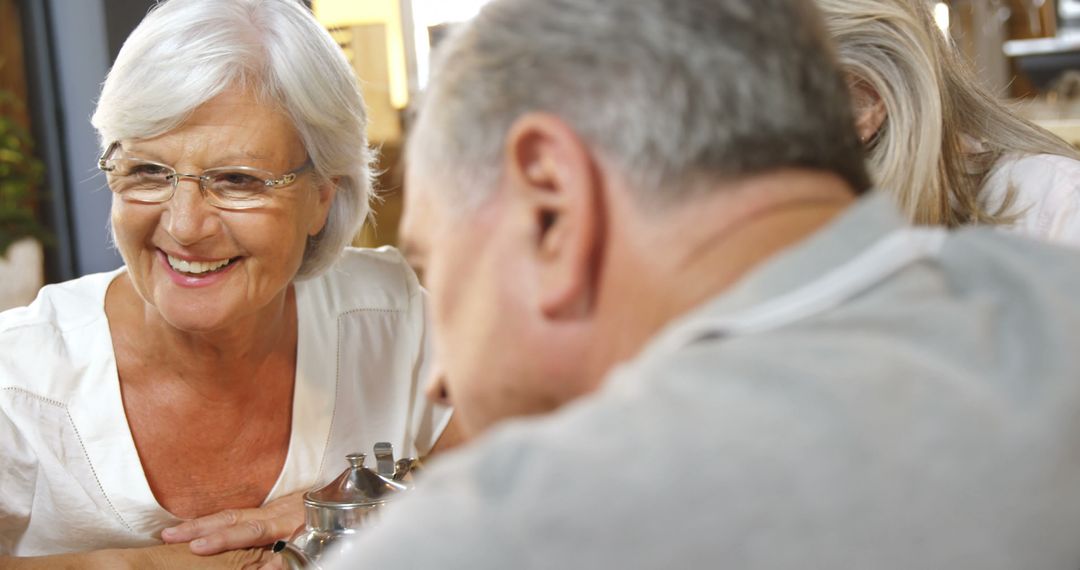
[72,268,333,532]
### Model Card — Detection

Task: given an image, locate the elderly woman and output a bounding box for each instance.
[816,0,1080,242]
[0,0,453,566]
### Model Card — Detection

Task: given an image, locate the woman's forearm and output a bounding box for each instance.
[0,549,132,570]
[0,543,274,569]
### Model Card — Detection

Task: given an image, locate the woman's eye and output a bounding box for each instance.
[211,171,265,192]
[129,164,170,178]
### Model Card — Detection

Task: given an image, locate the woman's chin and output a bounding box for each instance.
[139,264,248,332]
[155,305,236,334]
[144,286,245,333]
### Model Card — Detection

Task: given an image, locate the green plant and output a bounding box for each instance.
[0,89,50,258]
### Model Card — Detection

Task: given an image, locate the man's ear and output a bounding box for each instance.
[503,113,603,320]
[847,75,887,144]
[308,176,339,236]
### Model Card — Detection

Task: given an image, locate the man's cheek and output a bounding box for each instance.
[453,375,497,435]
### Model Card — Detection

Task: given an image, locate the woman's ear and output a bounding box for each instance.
[503,113,604,321]
[847,75,888,144]
[308,177,339,236]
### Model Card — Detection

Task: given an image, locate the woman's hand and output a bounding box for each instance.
[160,492,305,555]
[158,417,466,560]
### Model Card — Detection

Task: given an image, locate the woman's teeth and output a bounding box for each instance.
[167,254,233,275]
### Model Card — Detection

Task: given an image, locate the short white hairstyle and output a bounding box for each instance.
[92,0,372,278]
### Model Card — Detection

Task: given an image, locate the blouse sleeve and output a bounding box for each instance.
[994,154,1080,248]
[0,401,37,555]
[1040,165,1080,247]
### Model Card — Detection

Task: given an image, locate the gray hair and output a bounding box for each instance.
[92,0,372,278]
[816,0,1080,227]
[409,0,870,211]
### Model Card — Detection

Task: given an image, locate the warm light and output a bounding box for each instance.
[312,0,410,109]
[412,0,491,27]
[311,0,494,111]
[934,2,951,35]
[411,0,493,90]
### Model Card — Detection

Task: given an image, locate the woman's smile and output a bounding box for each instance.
[156,248,243,288]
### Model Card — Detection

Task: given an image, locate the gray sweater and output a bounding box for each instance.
[330,194,1080,569]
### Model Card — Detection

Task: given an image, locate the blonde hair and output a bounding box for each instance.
[816,0,1080,227]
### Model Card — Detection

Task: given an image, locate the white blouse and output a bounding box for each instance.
[980,153,1080,247]
[0,247,451,556]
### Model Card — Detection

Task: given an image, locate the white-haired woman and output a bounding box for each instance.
[0,0,456,566]
[816,0,1080,242]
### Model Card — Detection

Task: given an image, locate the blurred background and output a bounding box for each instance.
[0,0,1077,304]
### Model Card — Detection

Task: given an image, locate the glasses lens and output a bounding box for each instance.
[204,168,272,208]
[106,159,174,202]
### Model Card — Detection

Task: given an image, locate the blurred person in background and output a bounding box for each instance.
[302,0,1080,567]
[0,0,453,566]
[816,0,1080,243]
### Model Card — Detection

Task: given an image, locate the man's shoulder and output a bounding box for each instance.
[616,229,1080,448]
[656,226,1080,382]
[943,225,1080,293]
[299,246,421,314]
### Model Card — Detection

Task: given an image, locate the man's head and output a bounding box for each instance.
[401,0,869,436]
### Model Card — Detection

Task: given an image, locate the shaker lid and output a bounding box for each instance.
[305,453,408,508]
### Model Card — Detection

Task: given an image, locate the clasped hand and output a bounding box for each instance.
[160,491,305,569]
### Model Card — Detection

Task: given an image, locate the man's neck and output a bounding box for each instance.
[587,170,857,384]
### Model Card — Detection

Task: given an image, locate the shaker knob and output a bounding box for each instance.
[346,453,366,468]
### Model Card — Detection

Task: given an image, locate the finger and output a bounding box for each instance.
[161,508,248,543]
[190,517,293,555]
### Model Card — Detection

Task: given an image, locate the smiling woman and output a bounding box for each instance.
[104,88,329,337]
[0,0,453,566]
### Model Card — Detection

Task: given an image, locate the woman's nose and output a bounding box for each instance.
[162,179,221,246]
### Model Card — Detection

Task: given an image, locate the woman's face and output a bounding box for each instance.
[109,88,335,333]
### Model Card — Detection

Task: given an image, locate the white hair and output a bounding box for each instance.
[409,0,871,213]
[816,0,1080,226]
[92,0,372,278]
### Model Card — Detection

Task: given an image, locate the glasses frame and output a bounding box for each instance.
[97,141,314,210]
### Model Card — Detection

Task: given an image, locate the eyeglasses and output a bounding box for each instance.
[97,141,314,210]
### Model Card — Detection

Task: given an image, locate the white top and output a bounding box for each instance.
[980,152,1080,247]
[328,195,1080,570]
[0,247,451,556]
